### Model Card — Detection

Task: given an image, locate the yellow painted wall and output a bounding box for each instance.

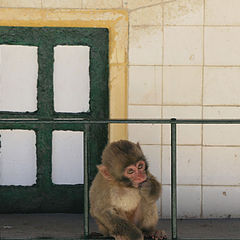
[0,8,128,141]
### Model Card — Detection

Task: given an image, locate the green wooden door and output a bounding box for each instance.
[0,27,109,213]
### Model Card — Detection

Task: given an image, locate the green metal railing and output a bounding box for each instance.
[81,118,240,240]
[1,118,240,240]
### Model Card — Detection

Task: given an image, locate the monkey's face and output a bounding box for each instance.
[100,140,149,188]
[122,160,147,188]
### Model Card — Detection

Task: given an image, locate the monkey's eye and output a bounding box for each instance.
[127,168,135,175]
[138,163,144,169]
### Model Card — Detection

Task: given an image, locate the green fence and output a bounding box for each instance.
[1,118,240,240]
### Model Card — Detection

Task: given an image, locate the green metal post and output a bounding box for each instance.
[84,127,89,237]
[171,118,178,240]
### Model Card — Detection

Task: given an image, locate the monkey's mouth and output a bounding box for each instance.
[137,179,148,188]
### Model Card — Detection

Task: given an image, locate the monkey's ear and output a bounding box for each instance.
[97,164,113,180]
[136,142,141,149]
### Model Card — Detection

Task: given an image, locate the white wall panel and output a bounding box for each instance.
[0,45,38,111]
[53,46,90,113]
[52,131,84,184]
[0,130,37,186]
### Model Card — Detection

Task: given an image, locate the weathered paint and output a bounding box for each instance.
[0,8,128,141]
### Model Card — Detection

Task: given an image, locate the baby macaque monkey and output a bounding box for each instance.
[90,140,167,240]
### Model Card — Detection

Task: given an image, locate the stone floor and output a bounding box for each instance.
[0,214,240,239]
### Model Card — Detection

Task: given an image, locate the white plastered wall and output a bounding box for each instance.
[127,0,240,219]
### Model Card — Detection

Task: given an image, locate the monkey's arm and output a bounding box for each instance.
[139,173,161,203]
[138,175,167,239]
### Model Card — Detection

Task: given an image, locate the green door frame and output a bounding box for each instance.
[0,26,109,213]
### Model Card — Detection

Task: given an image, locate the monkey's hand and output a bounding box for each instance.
[139,174,161,203]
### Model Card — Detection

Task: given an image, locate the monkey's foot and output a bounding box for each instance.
[144,230,167,240]
[114,235,144,240]
[114,237,127,240]
[114,236,133,240]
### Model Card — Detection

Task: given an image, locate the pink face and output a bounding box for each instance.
[124,160,147,187]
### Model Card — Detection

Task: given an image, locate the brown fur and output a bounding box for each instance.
[89,140,166,240]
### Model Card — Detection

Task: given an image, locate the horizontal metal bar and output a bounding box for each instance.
[179,238,240,240]
[175,119,240,124]
[1,118,240,124]
[3,237,167,240]
[5,237,240,240]
[0,237,114,240]
[0,118,171,124]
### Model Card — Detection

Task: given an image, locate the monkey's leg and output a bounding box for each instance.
[95,219,109,236]
[96,208,143,240]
